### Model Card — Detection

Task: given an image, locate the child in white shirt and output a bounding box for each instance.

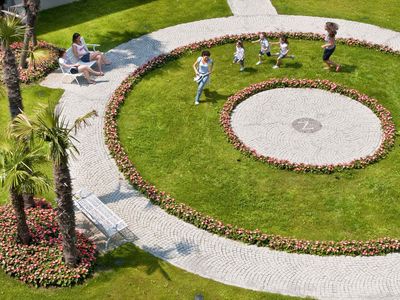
[252,32,271,65]
[271,34,295,69]
[233,40,245,71]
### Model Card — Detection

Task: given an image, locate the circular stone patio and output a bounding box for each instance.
[230,88,383,165]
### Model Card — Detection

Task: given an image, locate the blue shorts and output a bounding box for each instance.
[323,46,336,61]
[70,67,79,74]
[259,50,271,56]
[81,52,90,62]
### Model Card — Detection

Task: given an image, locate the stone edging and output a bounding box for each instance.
[104,32,400,256]
[220,78,395,173]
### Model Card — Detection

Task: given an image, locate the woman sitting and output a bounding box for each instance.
[71,32,110,73]
[58,49,103,84]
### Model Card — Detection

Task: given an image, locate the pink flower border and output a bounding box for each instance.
[104,32,400,256]
[0,41,59,84]
[220,78,395,173]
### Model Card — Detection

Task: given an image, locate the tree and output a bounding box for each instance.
[0,143,50,244]
[0,15,26,119]
[19,0,40,68]
[11,102,97,266]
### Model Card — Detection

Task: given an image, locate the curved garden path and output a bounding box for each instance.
[41,13,400,300]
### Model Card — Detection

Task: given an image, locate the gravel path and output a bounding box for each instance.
[41,14,400,300]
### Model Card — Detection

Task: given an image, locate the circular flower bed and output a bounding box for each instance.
[0,41,59,84]
[0,201,96,287]
[220,79,395,173]
[104,32,400,256]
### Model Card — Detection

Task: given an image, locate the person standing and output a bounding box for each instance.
[193,50,213,105]
[322,22,341,72]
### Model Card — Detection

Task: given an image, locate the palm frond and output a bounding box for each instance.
[9,112,36,143]
[0,15,26,48]
[0,142,50,194]
[70,110,97,134]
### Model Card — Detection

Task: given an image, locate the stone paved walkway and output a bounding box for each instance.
[227,0,278,16]
[41,14,400,300]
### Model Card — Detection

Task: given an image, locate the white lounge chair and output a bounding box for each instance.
[59,47,97,85]
[81,36,100,52]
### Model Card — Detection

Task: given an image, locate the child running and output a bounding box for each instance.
[252,32,271,65]
[233,40,245,71]
[271,34,295,69]
[322,22,340,72]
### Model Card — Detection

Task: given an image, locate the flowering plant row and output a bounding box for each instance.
[220,78,395,173]
[0,41,59,84]
[0,201,97,287]
[104,33,400,256]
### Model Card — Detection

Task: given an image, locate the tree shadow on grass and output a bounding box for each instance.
[97,241,200,281]
[96,243,171,281]
[37,0,157,36]
[203,89,230,104]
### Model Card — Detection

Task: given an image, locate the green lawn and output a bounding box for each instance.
[0,85,64,204]
[118,39,400,242]
[0,243,302,300]
[271,0,400,32]
[37,0,232,51]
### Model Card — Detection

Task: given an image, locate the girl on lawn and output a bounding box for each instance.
[252,32,271,65]
[193,50,213,105]
[272,34,295,69]
[233,40,245,71]
[322,22,341,72]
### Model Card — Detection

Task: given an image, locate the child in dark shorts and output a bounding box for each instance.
[322,22,340,72]
[252,32,271,65]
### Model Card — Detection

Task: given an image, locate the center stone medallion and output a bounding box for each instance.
[230,88,383,165]
[292,118,322,133]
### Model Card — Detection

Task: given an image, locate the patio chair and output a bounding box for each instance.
[81,36,100,52]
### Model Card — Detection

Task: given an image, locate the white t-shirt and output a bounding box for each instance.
[196,56,213,75]
[234,46,245,60]
[58,57,72,73]
[280,42,289,56]
[260,38,270,52]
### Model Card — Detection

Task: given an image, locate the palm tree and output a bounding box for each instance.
[19,0,40,68]
[0,142,50,245]
[0,15,26,119]
[11,102,97,266]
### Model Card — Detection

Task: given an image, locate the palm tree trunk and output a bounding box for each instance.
[2,47,23,119]
[31,17,38,46]
[10,188,31,245]
[53,156,78,267]
[23,193,36,209]
[19,0,39,68]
